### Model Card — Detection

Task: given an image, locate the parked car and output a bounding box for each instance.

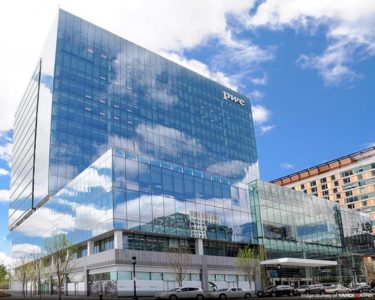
[155,287,205,299]
[324,284,351,294]
[257,285,296,297]
[351,284,371,293]
[295,285,309,294]
[305,284,325,295]
[209,287,252,299]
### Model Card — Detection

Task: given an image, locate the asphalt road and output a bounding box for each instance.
[4,289,375,300]
[4,296,375,300]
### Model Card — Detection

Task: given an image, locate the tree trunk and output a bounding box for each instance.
[58,277,62,300]
[38,275,42,298]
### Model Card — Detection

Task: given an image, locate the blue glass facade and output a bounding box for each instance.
[248,180,374,284]
[10,149,112,252]
[49,9,258,199]
[9,9,260,263]
[9,11,374,286]
[10,9,258,231]
[248,180,343,259]
[10,148,254,252]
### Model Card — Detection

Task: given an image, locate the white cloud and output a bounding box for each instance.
[298,41,361,85]
[259,125,275,134]
[248,0,375,84]
[0,252,12,267]
[281,162,295,170]
[0,142,12,163]
[161,52,239,91]
[250,75,268,85]
[0,189,10,203]
[0,168,9,176]
[251,104,270,124]
[251,105,275,134]
[248,90,264,100]
[0,0,260,133]
[213,31,274,71]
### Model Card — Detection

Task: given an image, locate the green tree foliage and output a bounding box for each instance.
[0,264,10,289]
[0,264,8,283]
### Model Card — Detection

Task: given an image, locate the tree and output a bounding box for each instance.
[166,248,192,287]
[30,254,44,298]
[0,264,10,289]
[13,258,33,297]
[236,247,259,291]
[364,260,375,286]
[0,264,8,282]
[43,233,77,300]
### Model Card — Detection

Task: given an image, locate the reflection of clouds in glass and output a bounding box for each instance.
[110,50,179,106]
[40,74,54,93]
[12,195,113,242]
[13,206,75,238]
[11,243,41,258]
[59,199,113,232]
[136,124,204,157]
[115,193,167,222]
[151,195,165,218]
[107,135,142,157]
[206,160,259,183]
[13,153,113,241]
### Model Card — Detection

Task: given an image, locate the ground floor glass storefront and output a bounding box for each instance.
[249,180,374,286]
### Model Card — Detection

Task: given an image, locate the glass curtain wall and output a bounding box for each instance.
[49,9,258,197]
[10,148,256,258]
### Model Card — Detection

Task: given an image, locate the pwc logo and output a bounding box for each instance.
[222,91,246,106]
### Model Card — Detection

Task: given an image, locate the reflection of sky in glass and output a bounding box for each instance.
[49,10,259,197]
[249,180,373,258]
[340,207,372,237]
[111,148,253,243]
[11,9,261,259]
[10,149,113,258]
[11,148,255,258]
[10,14,58,229]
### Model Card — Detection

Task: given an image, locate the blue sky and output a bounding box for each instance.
[1,0,375,264]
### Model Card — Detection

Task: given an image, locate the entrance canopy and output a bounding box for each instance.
[260,257,337,267]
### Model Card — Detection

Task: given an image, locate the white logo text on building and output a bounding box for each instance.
[223,91,245,106]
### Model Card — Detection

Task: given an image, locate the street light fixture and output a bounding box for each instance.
[277,264,281,286]
[132,256,138,300]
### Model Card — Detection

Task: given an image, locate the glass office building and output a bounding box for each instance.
[9,9,374,296]
[11,148,254,252]
[272,147,375,232]
[9,10,259,295]
[9,9,258,231]
[249,180,373,285]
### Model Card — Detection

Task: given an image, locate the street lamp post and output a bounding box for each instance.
[277,264,281,286]
[352,267,356,286]
[132,256,138,300]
